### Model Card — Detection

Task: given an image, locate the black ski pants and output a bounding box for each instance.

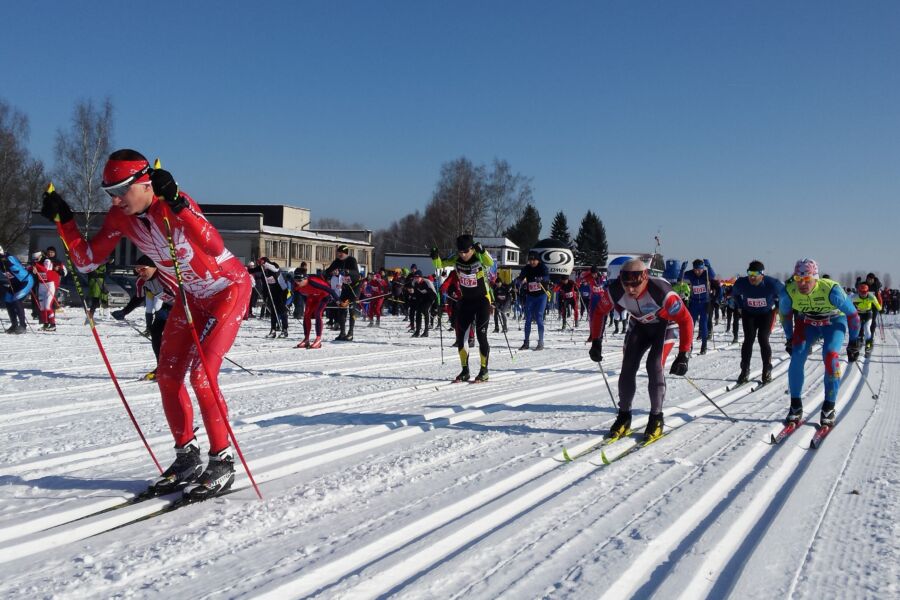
[740,310,776,370]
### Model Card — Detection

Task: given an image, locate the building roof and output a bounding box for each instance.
[260,225,373,247]
[475,237,519,249]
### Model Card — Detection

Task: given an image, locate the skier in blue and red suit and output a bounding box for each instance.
[679,258,716,355]
[779,258,860,428]
[293,272,340,349]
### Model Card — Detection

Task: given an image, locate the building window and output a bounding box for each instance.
[279,241,288,258]
[507,250,518,264]
[302,244,312,260]
[358,249,368,266]
[265,240,276,257]
[315,245,334,262]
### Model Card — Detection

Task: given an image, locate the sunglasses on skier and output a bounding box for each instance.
[746,270,764,277]
[102,164,151,198]
[619,270,647,287]
[793,274,816,283]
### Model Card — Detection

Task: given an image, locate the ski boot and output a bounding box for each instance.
[368,320,375,328]
[278,330,289,338]
[141,369,157,381]
[762,364,773,383]
[295,339,309,349]
[784,402,803,425]
[819,404,836,428]
[493,326,499,333]
[412,331,420,338]
[150,438,203,495]
[45,324,57,332]
[534,341,544,351]
[309,337,322,349]
[4,326,16,334]
[643,413,664,443]
[736,368,750,385]
[454,366,470,383]
[732,334,738,343]
[608,410,632,439]
[183,447,235,501]
[473,367,489,383]
[344,333,354,341]
[266,329,277,339]
[699,340,708,355]
[421,330,429,338]
[865,340,873,357]
[335,332,348,341]
[519,341,529,351]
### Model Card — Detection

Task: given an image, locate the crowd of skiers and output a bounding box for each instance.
[2,144,894,503]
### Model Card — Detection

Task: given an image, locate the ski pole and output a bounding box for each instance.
[682,374,736,422]
[260,268,280,332]
[47,184,162,474]
[598,362,618,410]
[854,362,879,399]
[494,303,514,361]
[160,207,263,500]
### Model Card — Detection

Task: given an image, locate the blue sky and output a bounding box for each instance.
[3,1,898,282]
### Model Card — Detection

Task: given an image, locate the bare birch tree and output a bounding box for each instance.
[53,98,114,235]
[484,159,532,237]
[0,99,45,252]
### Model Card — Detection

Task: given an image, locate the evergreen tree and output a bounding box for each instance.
[549,211,571,246]
[574,210,608,267]
[504,204,542,256]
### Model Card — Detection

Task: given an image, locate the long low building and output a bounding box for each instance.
[29,204,374,274]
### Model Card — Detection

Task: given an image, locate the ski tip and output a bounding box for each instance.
[46,182,55,193]
[153,158,162,169]
[561,448,573,462]
[600,449,611,465]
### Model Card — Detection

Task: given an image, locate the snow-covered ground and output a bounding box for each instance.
[0,309,897,599]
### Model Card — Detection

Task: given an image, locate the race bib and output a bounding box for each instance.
[692,285,707,295]
[565,292,574,299]
[747,298,767,308]
[459,272,478,288]
[804,316,830,327]
[591,285,603,294]
[527,281,542,292]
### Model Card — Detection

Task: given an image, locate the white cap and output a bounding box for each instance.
[32,251,43,260]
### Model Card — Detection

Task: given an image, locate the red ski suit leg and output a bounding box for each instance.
[155,274,251,452]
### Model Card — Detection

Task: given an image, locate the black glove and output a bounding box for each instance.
[670,351,689,376]
[847,338,861,362]
[785,341,792,356]
[429,247,440,260]
[473,242,485,254]
[589,340,603,362]
[41,190,74,224]
[149,168,188,213]
[111,309,125,321]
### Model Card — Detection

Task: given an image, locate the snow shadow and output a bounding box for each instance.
[0,474,146,495]
[0,369,111,382]
[252,411,428,429]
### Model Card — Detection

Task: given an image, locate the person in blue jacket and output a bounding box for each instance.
[514,250,550,351]
[779,258,860,428]
[731,260,785,384]
[679,258,716,354]
[0,245,35,334]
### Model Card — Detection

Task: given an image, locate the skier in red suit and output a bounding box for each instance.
[41,148,251,500]
[293,273,340,348]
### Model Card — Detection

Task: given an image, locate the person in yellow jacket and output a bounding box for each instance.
[431,234,494,383]
[852,282,881,356]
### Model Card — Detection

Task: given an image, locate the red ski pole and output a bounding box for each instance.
[155,167,262,500]
[48,184,162,474]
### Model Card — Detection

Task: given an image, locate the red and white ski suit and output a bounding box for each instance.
[31,258,59,325]
[57,193,250,452]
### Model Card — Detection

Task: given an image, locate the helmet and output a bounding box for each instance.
[692,259,704,268]
[135,255,155,268]
[336,244,350,254]
[857,283,869,294]
[32,251,44,261]
[793,258,819,279]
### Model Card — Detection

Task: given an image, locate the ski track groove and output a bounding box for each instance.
[0,315,895,599]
